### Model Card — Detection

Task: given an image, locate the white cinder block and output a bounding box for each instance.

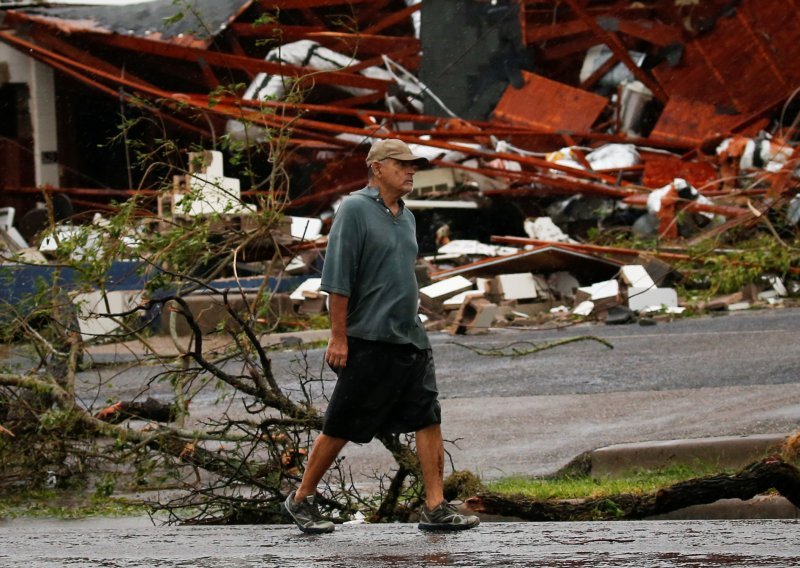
[532,274,552,299]
[768,275,787,297]
[176,150,256,216]
[627,286,678,311]
[578,279,619,300]
[443,290,485,308]
[620,265,655,288]
[470,301,498,329]
[290,278,327,301]
[495,273,538,301]
[420,276,473,301]
[289,217,323,241]
[572,300,595,316]
[757,290,779,301]
[75,290,143,341]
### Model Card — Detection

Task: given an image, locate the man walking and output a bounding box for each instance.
[282,138,480,533]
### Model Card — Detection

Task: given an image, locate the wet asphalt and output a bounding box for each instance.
[42,306,799,483]
[267,307,800,480]
[66,307,800,480]
[2,517,798,567]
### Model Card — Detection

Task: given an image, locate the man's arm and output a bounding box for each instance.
[325,293,349,369]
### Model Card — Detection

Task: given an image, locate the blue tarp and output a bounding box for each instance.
[0,260,148,304]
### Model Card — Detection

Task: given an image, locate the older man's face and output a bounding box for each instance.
[374,158,418,195]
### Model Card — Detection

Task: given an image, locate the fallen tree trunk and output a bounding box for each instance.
[466,457,800,521]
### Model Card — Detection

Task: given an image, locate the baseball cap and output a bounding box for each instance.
[366,139,429,167]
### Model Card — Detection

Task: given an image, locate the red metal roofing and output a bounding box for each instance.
[641,154,720,191]
[491,71,609,133]
[650,97,768,148]
[652,0,800,113]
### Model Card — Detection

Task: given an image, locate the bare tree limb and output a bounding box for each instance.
[451,336,614,357]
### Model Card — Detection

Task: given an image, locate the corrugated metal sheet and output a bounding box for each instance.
[653,1,800,111]
[492,70,608,132]
[651,0,800,145]
[641,154,720,191]
[650,97,767,147]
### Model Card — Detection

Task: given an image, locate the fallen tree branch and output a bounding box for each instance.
[450,336,614,357]
[0,371,271,485]
[95,397,179,424]
[466,456,800,521]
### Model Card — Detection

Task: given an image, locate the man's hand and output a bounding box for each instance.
[325,335,348,370]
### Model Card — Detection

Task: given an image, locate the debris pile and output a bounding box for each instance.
[0,0,798,335]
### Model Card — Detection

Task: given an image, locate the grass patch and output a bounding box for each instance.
[485,463,732,501]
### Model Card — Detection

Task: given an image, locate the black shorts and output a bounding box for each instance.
[322,337,441,444]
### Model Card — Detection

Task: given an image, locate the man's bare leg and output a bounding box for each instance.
[415,423,445,509]
[294,433,348,501]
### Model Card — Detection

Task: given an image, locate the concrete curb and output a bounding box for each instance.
[591,433,789,477]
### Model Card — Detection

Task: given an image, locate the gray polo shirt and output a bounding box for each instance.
[321,186,430,350]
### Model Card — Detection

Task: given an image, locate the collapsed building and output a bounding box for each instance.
[0,0,798,335]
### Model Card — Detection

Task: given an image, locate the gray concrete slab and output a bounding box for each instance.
[1,519,798,567]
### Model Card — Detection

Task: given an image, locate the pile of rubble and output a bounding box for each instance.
[0,1,798,337]
[284,228,794,336]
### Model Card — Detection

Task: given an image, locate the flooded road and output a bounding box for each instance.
[2,518,797,567]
